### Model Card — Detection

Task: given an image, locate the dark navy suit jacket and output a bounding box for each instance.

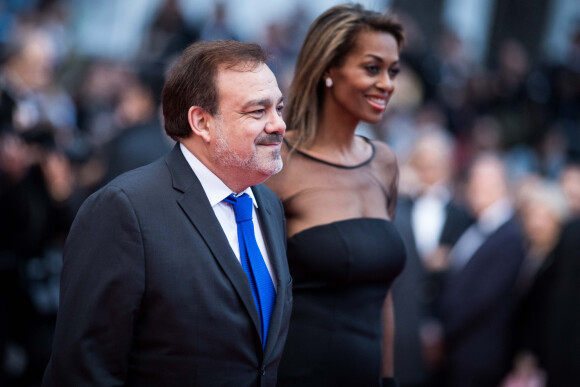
[392,195,472,385]
[439,217,525,387]
[43,144,292,387]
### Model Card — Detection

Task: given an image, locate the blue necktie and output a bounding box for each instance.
[224,193,275,349]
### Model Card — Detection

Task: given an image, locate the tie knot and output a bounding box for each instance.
[224,193,253,223]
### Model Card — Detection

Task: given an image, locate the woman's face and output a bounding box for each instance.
[327,30,400,124]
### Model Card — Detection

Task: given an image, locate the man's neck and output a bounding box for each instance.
[180,141,257,194]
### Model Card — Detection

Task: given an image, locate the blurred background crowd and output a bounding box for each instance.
[0,0,579,386]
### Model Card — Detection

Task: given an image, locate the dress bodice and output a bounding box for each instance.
[277,218,406,386]
[288,218,404,287]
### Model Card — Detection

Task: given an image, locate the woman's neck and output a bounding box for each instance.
[311,98,360,153]
[294,110,373,166]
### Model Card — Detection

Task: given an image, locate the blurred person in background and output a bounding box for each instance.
[266,4,406,386]
[68,62,155,208]
[141,0,200,64]
[434,153,525,387]
[559,162,580,219]
[0,25,76,148]
[505,178,580,386]
[73,61,137,147]
[549,27,580,160]
[502,178,568,387]
[431,29,475,137]
[516,178,569,287]
[0,16,76,385]
[0,127,74,385]
[260,6,311,95]
[200,2,239,42]
[535,215,580,386]
[392,128,472,387]
[96,70,173,188]
[137,0,201,101]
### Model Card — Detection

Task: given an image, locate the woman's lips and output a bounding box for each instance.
[365,94,388,111]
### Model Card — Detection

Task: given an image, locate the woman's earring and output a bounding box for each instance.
[325,77,333,88]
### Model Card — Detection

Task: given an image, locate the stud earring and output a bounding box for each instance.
[325,77,333,88]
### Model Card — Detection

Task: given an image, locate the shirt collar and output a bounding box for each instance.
[422,183,452,203]
[180,143,258,208]
[477,197,513,235]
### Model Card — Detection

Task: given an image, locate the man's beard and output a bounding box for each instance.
[213,125,283,178]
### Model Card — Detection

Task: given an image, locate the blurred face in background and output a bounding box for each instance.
[326,30,400,124]
[466,157,508,217]
[410,135,452,190]
[520,197,562,253]
[560,165,580,217]
[6,32,55,92]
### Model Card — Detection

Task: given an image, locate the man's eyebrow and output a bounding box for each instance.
[241,96,284,110]
[241,98,271,110]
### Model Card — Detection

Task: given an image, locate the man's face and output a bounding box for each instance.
[210,63,286,182]
[466,159,507,217]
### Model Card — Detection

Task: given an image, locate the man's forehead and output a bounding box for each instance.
[217,62,271,82]
[216,63,281,105]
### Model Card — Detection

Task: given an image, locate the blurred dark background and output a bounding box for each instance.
[1,0,579,386]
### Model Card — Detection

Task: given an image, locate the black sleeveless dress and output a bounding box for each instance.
[272,138,407,386]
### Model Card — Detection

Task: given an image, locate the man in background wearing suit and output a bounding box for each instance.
[42,40,291,386]
[437,153,525,387]
[392,130,473,387]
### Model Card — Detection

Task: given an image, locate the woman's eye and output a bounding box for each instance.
[365,65,380,75]
[389,68,401,78]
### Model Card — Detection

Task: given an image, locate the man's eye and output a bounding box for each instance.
[276,105,284,115]
[250,109,266,117]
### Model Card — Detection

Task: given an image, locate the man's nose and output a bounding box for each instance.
[265,110,286,134]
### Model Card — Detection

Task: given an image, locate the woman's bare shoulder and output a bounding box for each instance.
[370,139,398,169]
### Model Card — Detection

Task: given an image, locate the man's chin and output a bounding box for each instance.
[260,160,283,178]
[269,164,283,177]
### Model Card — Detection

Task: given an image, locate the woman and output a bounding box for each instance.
[266,4,406,386]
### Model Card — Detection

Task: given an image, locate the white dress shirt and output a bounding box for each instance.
[180,143,277,288]
[411,185,451,260]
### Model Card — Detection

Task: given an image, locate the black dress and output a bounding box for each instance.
[267,137,406,386]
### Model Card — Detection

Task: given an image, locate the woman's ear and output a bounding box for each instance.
[323,69,335,88]
[187,106,212,143]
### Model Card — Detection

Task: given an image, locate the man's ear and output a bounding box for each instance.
[187,106,213,143]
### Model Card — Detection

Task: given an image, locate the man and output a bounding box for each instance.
[392,130,472,386]
[437,153,525,387]
[42,40,291,386]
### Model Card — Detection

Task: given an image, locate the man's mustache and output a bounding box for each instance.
[256,133,283,145]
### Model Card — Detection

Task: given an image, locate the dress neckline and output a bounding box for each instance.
[288,217,393,240]
[283,136,376,169]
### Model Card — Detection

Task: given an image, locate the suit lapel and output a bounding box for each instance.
[165,145,261,337]
[253,185,288,358]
